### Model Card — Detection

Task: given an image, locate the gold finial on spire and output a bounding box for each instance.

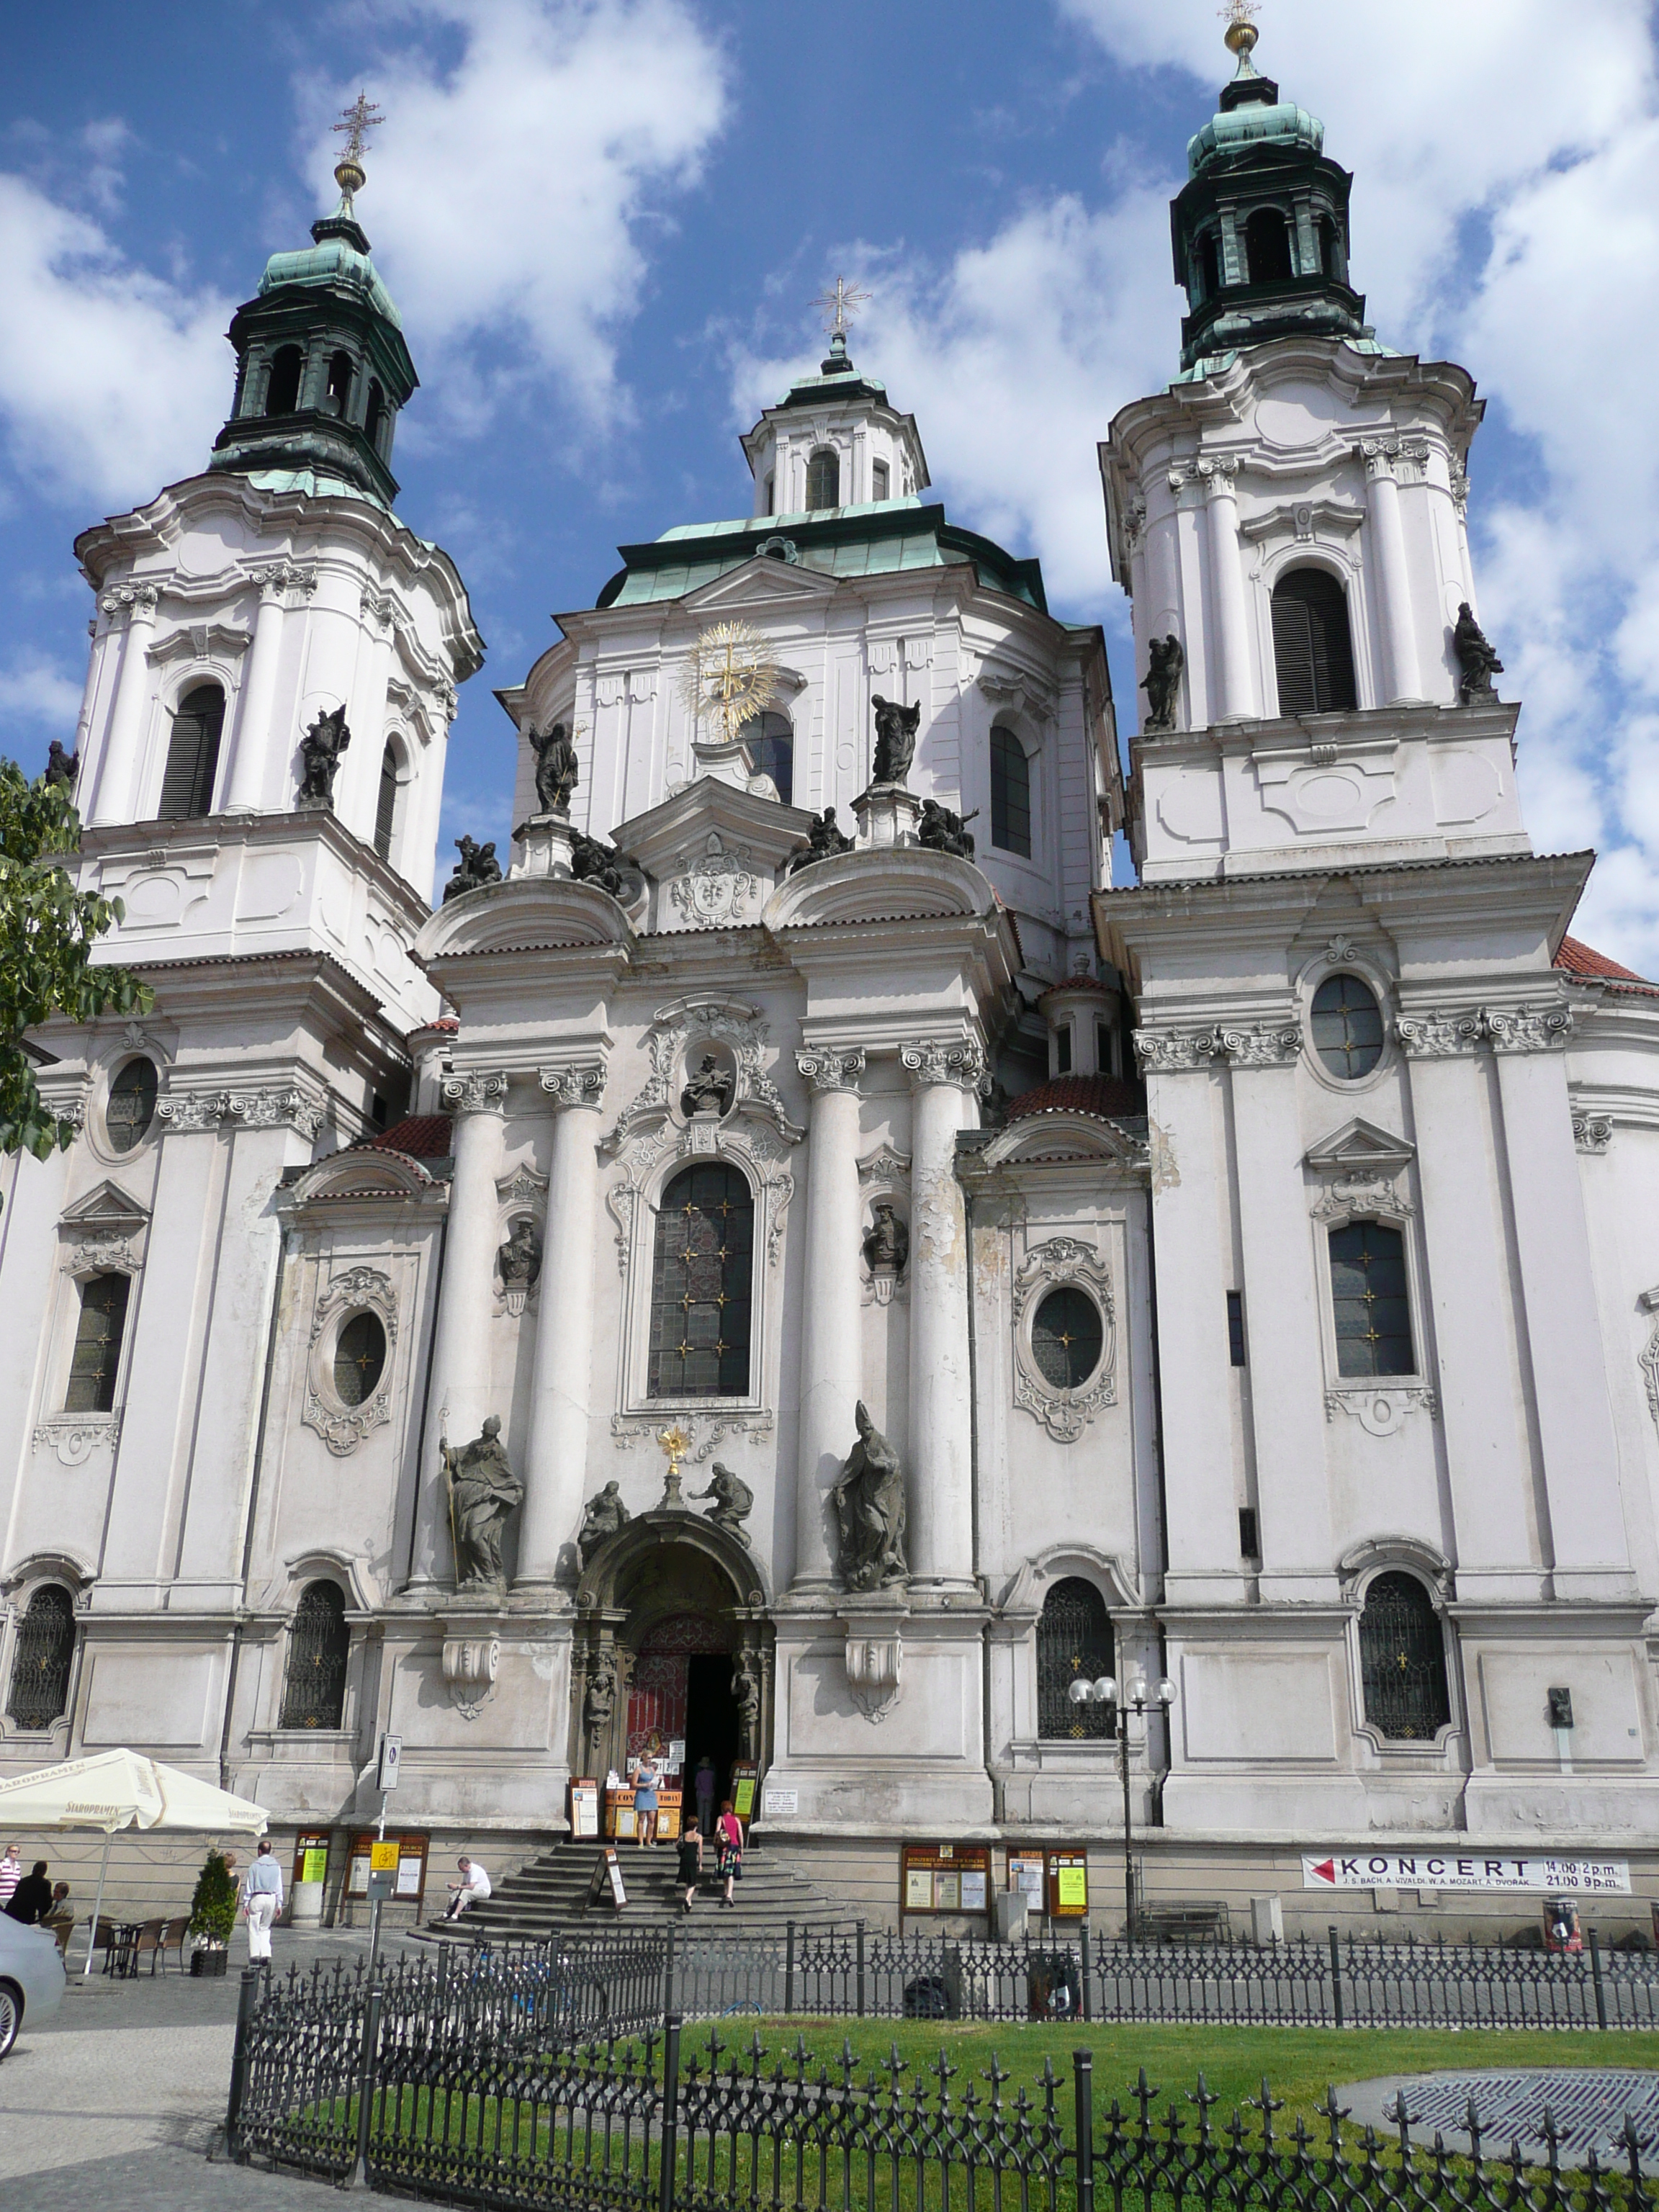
[1220,0,1260,63]
[332,91,384,211]
[811,275,872,342]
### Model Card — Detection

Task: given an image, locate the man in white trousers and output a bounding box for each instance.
[242,1838,284,1961]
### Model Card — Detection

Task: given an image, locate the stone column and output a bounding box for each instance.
[518,1061,608,1588]
[87,584,159,825]
[902,1039,981,1591]
[413,1072,508,1586]
[1359,439,1424,704]
[791,1048,866,1593]
[225,565,295,813]
[1199,458,1256,721]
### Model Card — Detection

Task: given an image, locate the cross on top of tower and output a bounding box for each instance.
[812,276,871,341]
[332,91,385,209]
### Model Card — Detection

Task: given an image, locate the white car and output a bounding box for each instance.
[0,1915,66,2058]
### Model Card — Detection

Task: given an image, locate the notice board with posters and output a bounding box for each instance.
[346,1831,428,1907]
[731,1763,759,1822]
[570,1779,600,1840]
[1047,1848,1089,1919]
[899,1843,993,1923]
[292,1830,331,1888]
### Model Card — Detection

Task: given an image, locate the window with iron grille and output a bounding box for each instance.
[1271,568,1357,716]
[1359,1570,1450,1740]
[333,1312,387,1407]
[279,1581,350,1730]
[158,682,225,821]
[990,727,1031,857]
[5,1586,75,1731]
[106,1057,158,1152]
[1031,1287,1104,1390]
[1037,1577,1115,1740]
[1310,973,1384,1079]
[647,1163,753,1399]
[65,1272,130,1413]
[1329,1220,1413,1377]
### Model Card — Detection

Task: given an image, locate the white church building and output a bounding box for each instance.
[3,28,1657,1933]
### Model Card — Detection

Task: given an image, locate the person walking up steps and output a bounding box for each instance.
[677,1818,702,1912]
[714,1800,743,1908]
[242,1839,284,1962]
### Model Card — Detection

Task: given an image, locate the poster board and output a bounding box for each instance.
[1047,1848,1089,1919]
[900,1843,994,1922]
[1008,1854,1046,1904]
[292,1829,331,1888]
[654,1789,682,1843]
[731,1763,759,1823]
[605,1789,637,1840]
[586,1848,629,1911]
[570,1779,601,1840]
[346,1830,428,1903]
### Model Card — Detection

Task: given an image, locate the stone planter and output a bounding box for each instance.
[290,1879,325,1928]
[190,1946,230,1977]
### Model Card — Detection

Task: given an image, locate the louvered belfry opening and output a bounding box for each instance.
[1359,1570,1452,1740]
[279,1581,351,1730]
[1037,1576,1115,1740]
[1271,567,1358,716]
[158,681,226,820]
[5,1586,75,1731]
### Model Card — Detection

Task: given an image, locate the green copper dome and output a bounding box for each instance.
[257,222,403,332]
[1188,96,1324,177]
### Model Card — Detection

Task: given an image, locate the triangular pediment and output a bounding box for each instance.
[59,1179,150,1230]
[616,775,816,877]
[680,555,837,614]
[1303,1117,1414,1178]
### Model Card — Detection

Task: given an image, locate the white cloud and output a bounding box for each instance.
[0,652,82,753]
[305,0,729,424]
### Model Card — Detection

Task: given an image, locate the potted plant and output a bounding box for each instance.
[187,1846,238,1976]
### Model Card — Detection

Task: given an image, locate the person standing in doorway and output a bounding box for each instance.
[0,1844,21,1912]
[693,1758,716,1838]
[714,1801,743,1908]
[677,1818,702,1912]
[242,1840,284,1963]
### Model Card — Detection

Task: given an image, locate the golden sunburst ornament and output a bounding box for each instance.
[679,620,781,749]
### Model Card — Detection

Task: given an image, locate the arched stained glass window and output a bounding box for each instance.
[805,448,840,511]
[990,727,1031,857]
[374,742,399,860]
[158,682,225,821]
[107,1058,158,1153]
[1328,1221,1413,1378]
[5,1586,75,1731]
[279,1581,351,1730]
[1037,1578,1115,1740]
[1358,1571,1450,1740]
[66,1272,130,1414]
[1272,569,1357,717]
[648,1163,753,1398]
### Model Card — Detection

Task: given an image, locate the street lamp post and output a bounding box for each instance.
[1068,1668,1177,1944]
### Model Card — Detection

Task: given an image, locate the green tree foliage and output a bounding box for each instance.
[188,1845,240,1946]
[0,759,152,1199]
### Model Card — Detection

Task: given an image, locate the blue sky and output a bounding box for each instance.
[3,0,1658,966]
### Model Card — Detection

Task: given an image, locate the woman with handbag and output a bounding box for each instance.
[714,1799,744,1908]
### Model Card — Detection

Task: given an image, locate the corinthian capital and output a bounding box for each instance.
[901,1038,986,1091]
[539,1062,607,1110]
[441,1071,510,1117]
[795,1047,866,1094]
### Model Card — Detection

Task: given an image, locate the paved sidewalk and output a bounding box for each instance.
[0,1927,380,2209]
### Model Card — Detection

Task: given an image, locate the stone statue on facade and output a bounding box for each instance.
[578,1480,631,1568]
[689,1462,754,1548]
[297,705,352,804]
[583,1650,617,1761]
[496,1216,542,1295]
[1141,635,1184,732]
[680,1052,734,1120]
[44,739,78,790]
[917,798,978,860]
[570,829,629,899]
[832,1401,909,1592]
[441,1415,523,1594]
[863,1202,909,1280]
[1452,602,1503,704]
[443,834,502,902]
[528,721,580,814]
[732,1648,762,1760]
[871,695,921,786]
[785,806,855,876]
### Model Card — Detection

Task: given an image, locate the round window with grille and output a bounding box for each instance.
[333,1312,387,1406]
[1310,972,1385,1079]
[1031,1287,1104,1390]
[106,1058,158,1152]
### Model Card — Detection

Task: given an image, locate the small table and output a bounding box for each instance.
[104,1923,142,1978]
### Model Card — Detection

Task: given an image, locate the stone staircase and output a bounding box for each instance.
[450,1836,841,1941]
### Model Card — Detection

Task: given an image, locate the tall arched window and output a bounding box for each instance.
[323,349,354,416]
[805,448,840,511]
[739,711,793,804]
[158,682,225,820]
[1199,230,1223,300]
[66,1272,130,1414]
[1271,569,1357,717]
[106,1057,158,1153]
[279,1582,351,1730]
[990,727,1032,857]
[1319,215,1344,281]
[5,1587,76,1731]
[1037,1578,1115,1740]
[1245,207,1294,282]
[364,379,386,447]
[1358,1571,1450,1740]
[648,1162,754,1398]
[1328,1221,1413,1377]
[265,345,303,416]
[374,741,399,860]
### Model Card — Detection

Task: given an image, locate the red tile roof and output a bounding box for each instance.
[1555,934,1653,986]
[1003,1074,1146,1123]
[355,1114,454,1159]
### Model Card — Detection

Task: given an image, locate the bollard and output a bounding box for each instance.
[1589,1927,1609,2031]
[346,1984,384,2191]
[785,1920,796,2016]
[1328,1925,1345,2029]
[1073,2048,1096,2212]
[659,2011,683,2212]
[221,1966,261,2162]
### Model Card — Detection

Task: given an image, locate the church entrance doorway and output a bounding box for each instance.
[625,1613,742,1810]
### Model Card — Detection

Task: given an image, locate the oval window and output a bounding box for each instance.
[333,1312,387,1407]
[107,1058,158,1152]
[1031,1287,1104,1391]
[1310,973,1385,1079]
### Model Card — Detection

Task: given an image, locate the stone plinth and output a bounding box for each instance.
[851,783,922,850]
[511,812,577,879]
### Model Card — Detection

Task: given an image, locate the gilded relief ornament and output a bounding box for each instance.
[678,621,781,749]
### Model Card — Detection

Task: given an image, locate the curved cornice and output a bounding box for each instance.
[763,848,998,933]
[413,877,637,963]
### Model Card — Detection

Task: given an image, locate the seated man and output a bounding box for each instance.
[443,1855,491,1920]
[2,1860,50,1926]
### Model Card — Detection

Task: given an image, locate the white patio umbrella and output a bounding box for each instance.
[0,1749,269,1977]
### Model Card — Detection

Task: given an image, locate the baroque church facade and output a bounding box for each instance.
[4,29,1658,1924]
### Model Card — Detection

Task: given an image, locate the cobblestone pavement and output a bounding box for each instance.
[0,1926,381,2209]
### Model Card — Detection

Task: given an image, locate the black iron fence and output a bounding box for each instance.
[225,1946,1659,2211]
